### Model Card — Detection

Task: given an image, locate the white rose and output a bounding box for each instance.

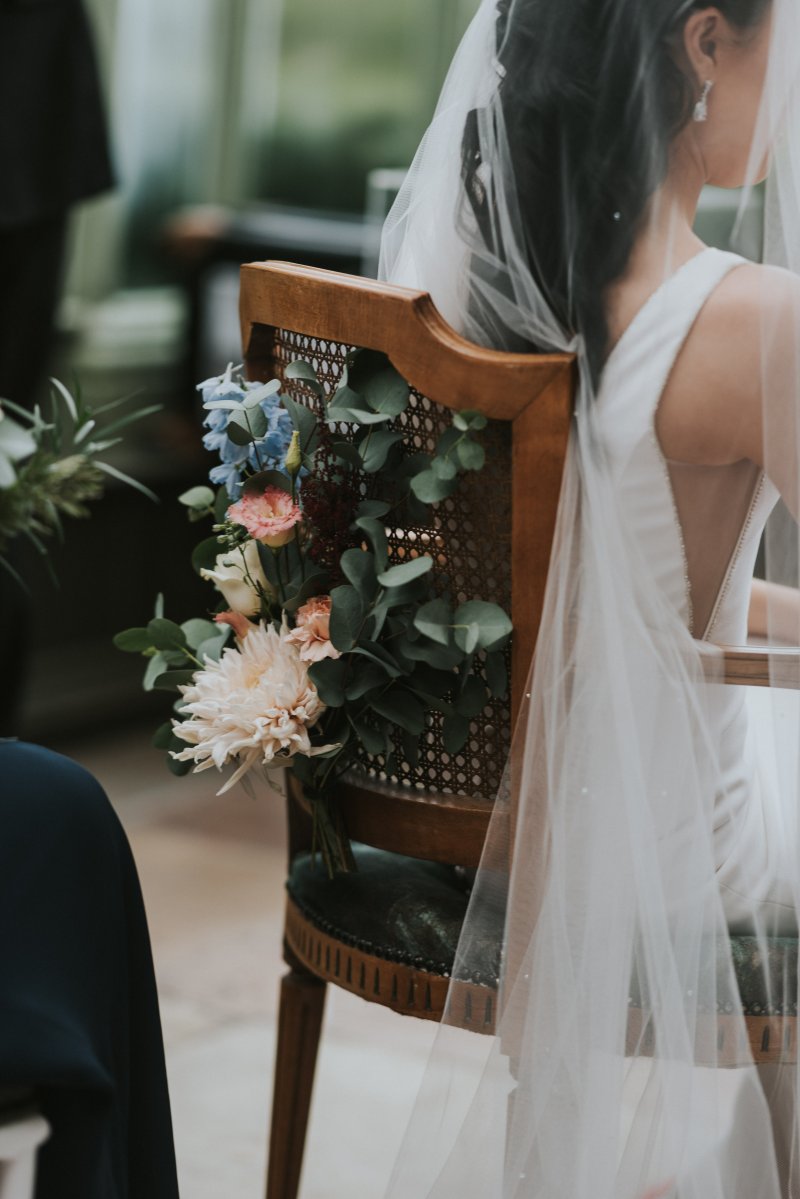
[200,539,270,615]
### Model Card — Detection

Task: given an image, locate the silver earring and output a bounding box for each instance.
[693,80,713,123]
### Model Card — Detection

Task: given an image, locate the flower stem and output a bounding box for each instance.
[308,792,355,876]
[244,410,264,471]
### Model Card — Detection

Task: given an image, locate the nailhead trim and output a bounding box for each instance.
[286,880,499,985]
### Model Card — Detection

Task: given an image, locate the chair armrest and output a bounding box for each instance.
[0,1110,49,1165]
[701,643,800,689]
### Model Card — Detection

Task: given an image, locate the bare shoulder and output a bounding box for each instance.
[658,261,800,467]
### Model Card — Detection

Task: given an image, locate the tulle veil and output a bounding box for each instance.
[378,0,800,1195]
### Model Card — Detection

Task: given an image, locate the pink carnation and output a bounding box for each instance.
[227,486,302,548]
[283,595,341,663]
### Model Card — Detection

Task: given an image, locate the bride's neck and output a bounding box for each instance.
[606,139,707,343]
[629,139,707,284]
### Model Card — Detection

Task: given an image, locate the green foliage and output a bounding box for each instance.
[328,585,364,651]
[152,669,197,691]
[345,350,409,416]
[179,485,215,512]
[147,618,187,652]
[0,380,158,583]
[116,597,232,697]
[339,547,378,600]
[354,516,388,568]
[281,393,321,465]
[308,658,348,707]
[453,601,513,654]
[377,556,433,588]
[413,598,452,646]
[242,469,293,497]
[191,536,221,574]
[116,348,513,876]
[369,688,426,736]
[485,650,509,699]
[285,360,324,397]
[113,627,153,653]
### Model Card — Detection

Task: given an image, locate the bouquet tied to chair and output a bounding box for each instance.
[116,354,512,874]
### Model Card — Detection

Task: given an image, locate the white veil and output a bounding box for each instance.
[379,1,800,1195]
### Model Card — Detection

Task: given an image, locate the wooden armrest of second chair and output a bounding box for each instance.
[703,643,800,689]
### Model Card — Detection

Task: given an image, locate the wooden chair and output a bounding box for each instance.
[238,260,800,1198]
[239,260,572,1198]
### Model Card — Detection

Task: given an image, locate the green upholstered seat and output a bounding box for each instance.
[628,937,798,1019]
[287,843,502,985]
[726,937,798,1017]
[289,845,798,1016]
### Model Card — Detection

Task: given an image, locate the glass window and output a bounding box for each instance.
[254,0,473,212]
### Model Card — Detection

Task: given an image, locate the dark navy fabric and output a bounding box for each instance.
[0,741,179,1198]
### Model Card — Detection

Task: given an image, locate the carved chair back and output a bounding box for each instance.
[239,260,575,871]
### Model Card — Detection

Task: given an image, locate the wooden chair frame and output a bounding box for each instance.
[239,260,800,1198]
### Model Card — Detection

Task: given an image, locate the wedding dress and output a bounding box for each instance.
[378,0,800,1194]
[597,245,795,938]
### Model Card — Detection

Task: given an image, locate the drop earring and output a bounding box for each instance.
[693,80,713,123]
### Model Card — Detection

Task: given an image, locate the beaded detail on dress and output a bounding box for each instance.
[703,474,765,642]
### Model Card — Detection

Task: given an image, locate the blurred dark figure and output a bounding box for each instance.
[0,0,113,734]
[0,742,180,1199]
[0,0,113,407]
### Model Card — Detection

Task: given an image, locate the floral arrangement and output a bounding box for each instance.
[0,379,157,585]
[115,355,512,873]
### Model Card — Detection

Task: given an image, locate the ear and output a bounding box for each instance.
[683,8,722,81]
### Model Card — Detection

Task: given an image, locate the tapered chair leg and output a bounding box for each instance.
[266,966,327,1199]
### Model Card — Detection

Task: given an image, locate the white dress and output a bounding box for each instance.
[596,246,797,937]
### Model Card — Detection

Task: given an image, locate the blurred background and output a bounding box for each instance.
[16,0,479,741]
[14,0,763,741]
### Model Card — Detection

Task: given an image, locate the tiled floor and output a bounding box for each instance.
[55,723,438,1199]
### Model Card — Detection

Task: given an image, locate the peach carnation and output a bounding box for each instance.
[214,611,256,641]
[227,486,301,548]
[283,595,341,663]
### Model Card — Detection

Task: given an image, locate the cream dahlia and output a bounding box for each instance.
[170,620,335,792]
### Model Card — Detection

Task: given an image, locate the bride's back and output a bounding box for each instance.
[600,247,779,641]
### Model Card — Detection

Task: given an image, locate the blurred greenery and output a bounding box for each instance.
[261,0,471,211]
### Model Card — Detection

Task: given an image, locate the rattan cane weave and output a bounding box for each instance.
[271,326,512,804]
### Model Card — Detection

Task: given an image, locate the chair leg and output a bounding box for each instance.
[266,966,327,1199]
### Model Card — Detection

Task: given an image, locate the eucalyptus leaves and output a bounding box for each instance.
[115,352,512,873]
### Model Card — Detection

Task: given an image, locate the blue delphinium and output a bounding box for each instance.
[197,365,295,500]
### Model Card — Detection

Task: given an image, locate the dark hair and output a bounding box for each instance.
[461,0,771,376]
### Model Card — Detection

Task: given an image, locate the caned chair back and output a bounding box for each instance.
[239,261,575,869]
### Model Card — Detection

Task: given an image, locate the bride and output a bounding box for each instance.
[381,0,800,1195]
